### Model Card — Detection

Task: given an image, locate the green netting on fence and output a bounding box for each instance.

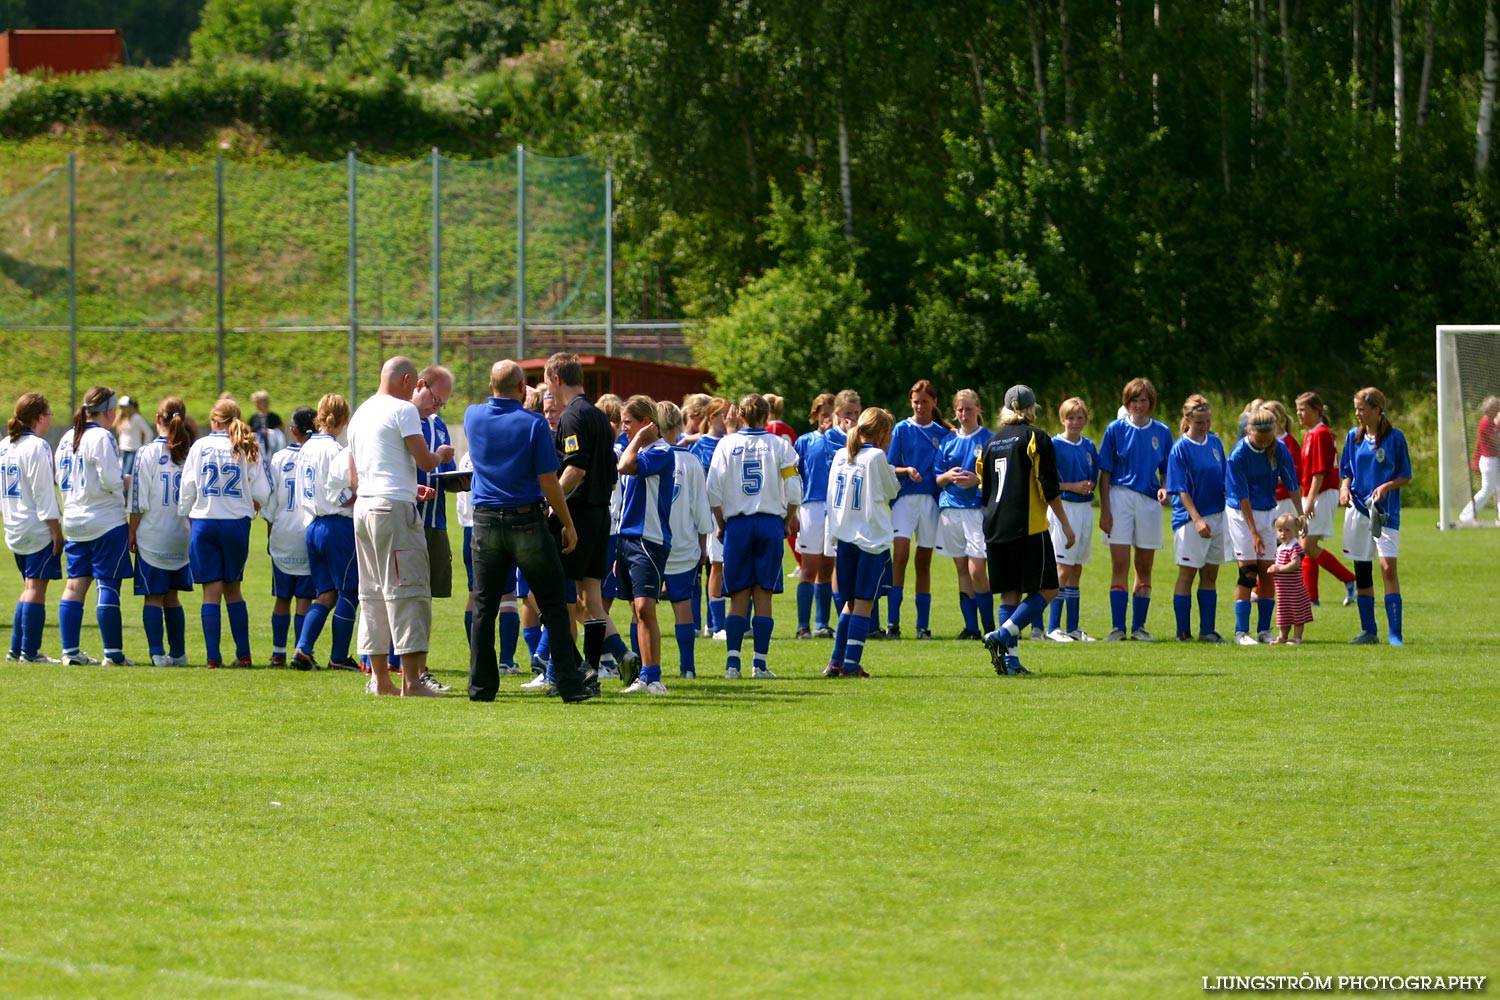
[440,152,518,326]
[522,152,606,324]
[0,170,68,327]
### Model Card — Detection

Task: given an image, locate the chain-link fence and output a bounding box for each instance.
[0,148,688,410]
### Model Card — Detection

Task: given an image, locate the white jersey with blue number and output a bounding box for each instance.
[454,452,474,529]
[127,436,189,571]
[264,443,310,574]
[294,434,354,519]
[179,432,271,521]
[667,445,714,575]
[706,427,803,520]
[55,423,126,541]
[827,443,902,553]
[0,431,61,554]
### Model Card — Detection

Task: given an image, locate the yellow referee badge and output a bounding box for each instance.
[564,434,580,454]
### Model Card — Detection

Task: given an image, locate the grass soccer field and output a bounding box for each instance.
[1,510,1497,999]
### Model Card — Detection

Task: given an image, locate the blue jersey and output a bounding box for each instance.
[1340,427,1412,530]
[1165,433,1227,529]
[887,418,949,499]
[618,438,675,547]
[1225,437,1298,511]
[689,434,722,475]
[1098,418,1173,496]
[937,427,992,509]
[1051,435,1099,503]
[415,414,456,530]
[795,429,840,504]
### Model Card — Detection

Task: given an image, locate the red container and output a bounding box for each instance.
[0,30,123,76]
[519,355,715,403]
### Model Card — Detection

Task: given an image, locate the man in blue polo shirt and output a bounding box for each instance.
[465,360,594,703]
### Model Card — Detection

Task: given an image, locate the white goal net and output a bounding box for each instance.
[1437,325,1500,528]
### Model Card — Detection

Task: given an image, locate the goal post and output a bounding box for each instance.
[1436,325,1500,529]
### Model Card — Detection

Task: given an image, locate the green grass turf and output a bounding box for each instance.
[1,510,1497,998]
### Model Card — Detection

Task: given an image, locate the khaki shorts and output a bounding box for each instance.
[354,497,432,656]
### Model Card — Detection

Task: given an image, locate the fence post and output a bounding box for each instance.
[67,152,77,412]
[517,144,526,360]
[216,152,226,395]
[431,147,441,368]
[605,167,614,358]
[347,151,358,402]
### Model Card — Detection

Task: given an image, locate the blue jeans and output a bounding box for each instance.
[469,505,583,700]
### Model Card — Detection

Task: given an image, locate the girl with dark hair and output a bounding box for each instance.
[127,398,194,665]
[265,405,318,666]
[1295,391,1358,606]
[1,393,64,662]
[1340,387,1412,645]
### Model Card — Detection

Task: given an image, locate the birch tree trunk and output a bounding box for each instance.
[1028,0,1051,163]
[837,103,854,242]
[1152,0,1161,127]
[1280,0,1294,134]
[1415,1,1433,134]
[1479,0,1499,177]
[1059,0,1076,132]
[1391,0,1404,152]
[965,39,998,157]
[1352,0,1362,110]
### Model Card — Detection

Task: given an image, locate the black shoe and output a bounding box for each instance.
[619,652,642,686]
[866,626,885,641]
[290,650,317,671]
[955,629,980,641]
[915,628,934,640]
[982,631,1011,675]
[812,626,835,639]
[326,657,359,672]
[561,668,601,703]
[883,624,902,640]
[795,626,812,639]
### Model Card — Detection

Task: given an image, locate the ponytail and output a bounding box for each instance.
[210,398,260,464]
[73,385,116,450]
[157,397,191,465]
[9,393,49,442]
[849,407,894,464]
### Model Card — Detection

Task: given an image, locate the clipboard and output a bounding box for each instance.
[429,470,473,492]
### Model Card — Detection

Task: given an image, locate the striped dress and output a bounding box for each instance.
[1274,541,1314,626]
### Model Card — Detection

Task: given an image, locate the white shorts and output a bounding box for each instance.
[935,508,985,559]
[891,494,939,546]
[795,501,833,556]
[708,528,725,563]
[1302,492,1338,538]
[1343,507,1400,561]
[1275,497,1300,523]
[1104,489,1164,550]
[1049,500,1094,566]
[1226,507,1276,562]
[1173,511,1230,569]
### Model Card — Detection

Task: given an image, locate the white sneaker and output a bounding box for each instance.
[151,654,175,666]
[1030,627,1046,641]
[621,677,650,694]
[62,651,100,665]
[1068,629,1097,642]
[699,627,714,639]
[1102,628,1128,641]
[496,662,524,675]
[419,671,451,693]
[751,667,777,679]
[168,654,191,666]
[4,651,18,662]
[1129,628,1154,642]
[725,666,742,679]
[103,654,136,666]
[711,630,727,641]
[1046,628,1075,643]
[1234,631,1259,646]
[520,672,553,690]
[597,664,621,680]
[1257,630,1274,644]
[21,652,62,663]
[645,680,670,695]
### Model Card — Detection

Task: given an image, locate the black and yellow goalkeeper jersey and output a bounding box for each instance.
[979,423,1061,543]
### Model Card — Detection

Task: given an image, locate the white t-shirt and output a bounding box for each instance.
[294,434,354,519]
[179,432,271,521]
[828,443,902,553]
[264,443,310,575]
[117,411,153,453]
[0,431,62,554]
[706,427,803,520]
[126,437,189,571]
[348,394,421,502]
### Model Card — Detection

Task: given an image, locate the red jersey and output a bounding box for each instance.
[1275,431,1304,501]
[766,419,797,446]
[1473,417,1499,468]
[1299,423,1339,496]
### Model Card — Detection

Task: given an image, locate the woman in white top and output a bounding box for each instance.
[179,398,270,668]
[127,397,194,666]
[114,395,153,492]
[264,406,317,667]
[55,385,132,665]
[291,394,359,671]
[825,406,901,677]
[2,393,63,662]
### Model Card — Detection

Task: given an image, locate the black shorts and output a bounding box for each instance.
[425,526,453,599]
[560,504,611,582]
[986,532,1058,595]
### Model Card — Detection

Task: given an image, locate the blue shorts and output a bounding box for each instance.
[615,536,668,602]
[14,545,62,581]
[65,523,132,581]
[722,513,786,596]
[134,557,193,597]
[306,515,357,595]
[463,526,474,593]
[664,566,697,604]
[600,534,620,599]
[189,517,251,584]
[272,564,318,600]
[835,540,892,603]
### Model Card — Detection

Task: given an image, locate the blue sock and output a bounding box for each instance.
[629,621,639,655]
[976,591,996,632]
[915,592,931,631]
[751,615,773,669]
[959,592,978,634]
[993,605,1016,638]
[1256,597,1274,635]
[202,604,223,663]
[887,585,904,627]
[1173,594,1192,636]
[844,615,871,669]
[831,612,851,666]
[605,632,628,663]
[9,603,20,656]
[1064,587,1081,633]
[675,622,696,675]
[709,598,726,634]
[331,592,357,663]
[96,581,124,660]
[1130,590,1150,633]
[868,605,881,634]
[724,614,749,669]
[21,601,44,657]
[796,581,814,630]
[226,600,251,659]
[272,612,291,653]
[813,582,831,630]
[294,613,305,648]
[538,627,555,664]
[1047,594,1062,633]
[1011,592,1051,632]
[1384,593,1403,641]
[59,598,84,654]
[642,662,661,683]
[1234,600,1251,635]
[498,606,519,665]
[523,625,542,660]
[1109,588,1128,631]
[165,605,186,658]
[143,605,166,657]
[1197,589,1218,636]
[297,602,330,656]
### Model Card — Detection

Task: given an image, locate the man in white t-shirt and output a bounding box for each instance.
[347,356,455,697]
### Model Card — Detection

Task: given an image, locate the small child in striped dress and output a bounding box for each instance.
[1268,513,1313,644]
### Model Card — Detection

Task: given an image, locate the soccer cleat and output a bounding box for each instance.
[1198,632,1227,644]
[419,671,451,693]
[956,628,981,641]
[1176,631,1193,642]
[326,657,359,672]
[497,661,524,676]
[1101,628,1128,641]
[167,654,191,667]
[724,666,742,680]
[751,666,777,679]
[1003,655,1032,676]
[679,668,697,679]
[1130,628,1154,642]
[620,677,650,694]
[1067,629,1097,642]
[290,651,315,671]
[645,680,670,695]
[619,652,642,686]
[883,624,901,640]
[530,654,548,674]
[4,651,19,662]
[812,626,835,639]
[1343,582,1357,606]
[206,659,223,669]
[234,655,254,669]
[841,665,871,677]
[982,629,1014,673]
[597,664,621,680]
[1233,632,1259,646]
[1388,635,1405,647]
[1046,628,1076,643]
[520,672,553,690]
[151,654,174,667]
[104,654,136,666]
[62,651,100,665]
[1030,627,1046,641]
[916,628,934,640]
[822,662,842,677]
[795,626,812,639]
[22,652,62,664]
[711,630,727,641]
[269,653,288,667]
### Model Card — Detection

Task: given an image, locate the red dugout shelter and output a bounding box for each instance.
[0,30,123,75]
[519,355,714,403]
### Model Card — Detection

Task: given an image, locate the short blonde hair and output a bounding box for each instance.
[1059,397,1089,422]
